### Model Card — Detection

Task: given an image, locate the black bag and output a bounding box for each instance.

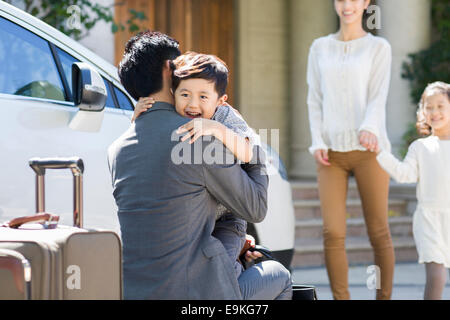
[292,284,318,300]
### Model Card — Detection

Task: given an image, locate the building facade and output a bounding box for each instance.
[82,0,432,179]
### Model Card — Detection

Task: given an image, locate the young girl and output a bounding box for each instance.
[133,52,262,278]
[376,81,450,300]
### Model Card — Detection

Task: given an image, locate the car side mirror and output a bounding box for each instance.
[72,62,106,112]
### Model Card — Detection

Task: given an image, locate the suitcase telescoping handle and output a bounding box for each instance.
[28,157,84,228]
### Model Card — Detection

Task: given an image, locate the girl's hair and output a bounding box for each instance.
[416,81,450,136]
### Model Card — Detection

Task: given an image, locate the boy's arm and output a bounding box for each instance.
[212,105,258,163]
[216,124,253,163]
[178,119,253,163]
[201,138,268,223]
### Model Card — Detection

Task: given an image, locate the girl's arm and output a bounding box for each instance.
[375,141,419,183]
[177,118,253,163]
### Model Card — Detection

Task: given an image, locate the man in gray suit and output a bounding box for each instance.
[108,31,292,299]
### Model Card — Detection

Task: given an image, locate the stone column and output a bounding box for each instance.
[289,0,337,178]
[234,0,290,165]
[377,0,431,156]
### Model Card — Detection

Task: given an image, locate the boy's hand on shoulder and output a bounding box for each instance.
[132,97,155,122]
[176,118,225,144]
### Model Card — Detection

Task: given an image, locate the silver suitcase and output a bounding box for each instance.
[0,157,122,299]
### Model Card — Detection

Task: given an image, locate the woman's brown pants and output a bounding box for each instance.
[317,150,395,300]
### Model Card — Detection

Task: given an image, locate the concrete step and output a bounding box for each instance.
[290,179,418,214]
[291,180,360,201]
[295,216,413,239]
[292,236,418,268]
[294,198,408,220]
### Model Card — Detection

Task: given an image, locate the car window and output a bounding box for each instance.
[102,78,117,109]
[55,46,78,100]
[55,47,116,108]
[114,87,134,111]
[0,17,65,101]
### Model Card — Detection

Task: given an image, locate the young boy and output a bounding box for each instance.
[133,51,262,277]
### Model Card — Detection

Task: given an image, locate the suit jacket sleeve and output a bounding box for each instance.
[202,139,269,223]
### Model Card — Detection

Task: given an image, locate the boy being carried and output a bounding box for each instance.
[133,52,262,278]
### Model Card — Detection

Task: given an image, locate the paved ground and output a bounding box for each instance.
[292,262,450,300]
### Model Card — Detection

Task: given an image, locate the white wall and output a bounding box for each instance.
[78,0,115,65]
[378,0,432,156]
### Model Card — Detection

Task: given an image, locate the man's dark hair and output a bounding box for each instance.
[118,30,181,100]
[172,52,229,97]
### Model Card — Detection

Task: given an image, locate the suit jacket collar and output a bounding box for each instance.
[147,101,176,113]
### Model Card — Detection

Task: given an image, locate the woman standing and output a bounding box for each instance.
[306,0,394,300]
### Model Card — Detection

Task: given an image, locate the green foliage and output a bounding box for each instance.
[400,0,450,154]
[400,123,420,158]
[6,0,147,40]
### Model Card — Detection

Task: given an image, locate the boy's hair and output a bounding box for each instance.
[118,30,181,100]
[172,52,229,97]
[416,81,450,136]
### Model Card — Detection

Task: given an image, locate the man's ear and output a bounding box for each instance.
[163,60,172,74]
[217,94,228,106]
[162,60,173,81]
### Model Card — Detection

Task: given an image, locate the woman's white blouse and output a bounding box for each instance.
[307,33,392,154]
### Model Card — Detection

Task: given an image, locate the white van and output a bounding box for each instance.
[0,2,295,268]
